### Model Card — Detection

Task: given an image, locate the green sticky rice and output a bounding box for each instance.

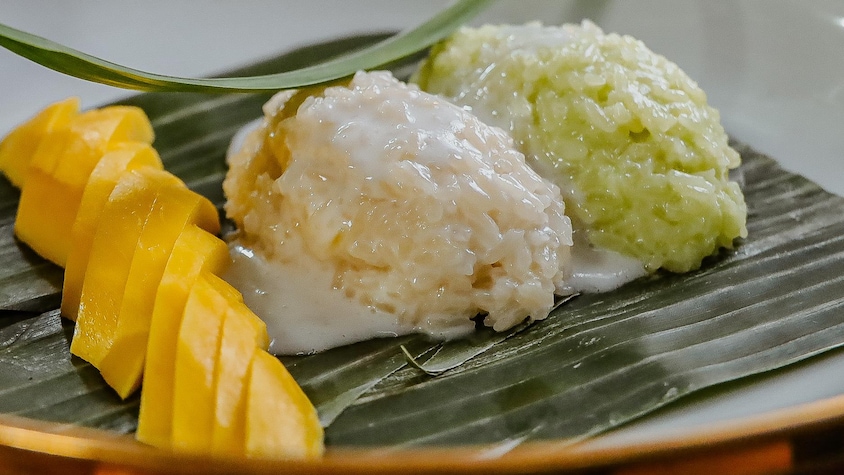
[414,22,747,273]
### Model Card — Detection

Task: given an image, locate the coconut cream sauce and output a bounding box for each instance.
[224,243,476,355]
[565,231,647,294]
[224,236,644,355]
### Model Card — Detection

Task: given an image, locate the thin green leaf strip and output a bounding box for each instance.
[404,295,578,376]
[0,0,492,93]
[283,336,439,427]
[401,322,532,377]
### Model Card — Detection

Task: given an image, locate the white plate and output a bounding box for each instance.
[1,0,842,454]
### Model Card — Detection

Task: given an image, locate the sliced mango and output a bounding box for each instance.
[14,164,81,265]
[246,350,324,459]
[0,97,79,188]
[136,225,231,449]
[37,106,154,178]
[171,273,243,453]
[98,186,220,398]
[62,143,163,321]
[15,106,154,266]
[4,98,325,459]
[70,168,183,367]
[212,300,270,455]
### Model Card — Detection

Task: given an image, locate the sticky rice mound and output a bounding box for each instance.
[414,22,748,273]
[224,71,572,333]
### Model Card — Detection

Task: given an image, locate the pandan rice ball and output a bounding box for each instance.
[414,21,747,273]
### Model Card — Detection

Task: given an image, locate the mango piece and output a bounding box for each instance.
[15,106,154,266]
[171,273,244,453]
[70,168,183,367]
[212,300,270,455]
[97,185,220,399]
[34,106,154,179]
[246,350,324,459]
[0,97,79,188]
[136,225,231,449]
[62,143,163,321]
[13,166,80,265]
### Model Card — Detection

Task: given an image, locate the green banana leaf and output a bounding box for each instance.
[1,34,844,453]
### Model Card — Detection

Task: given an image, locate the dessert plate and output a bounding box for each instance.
[1,1,843,472]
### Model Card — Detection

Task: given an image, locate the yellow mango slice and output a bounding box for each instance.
[0,97,79,188]
[171,273,243,453]
[212,300,270,455]
[62,143,163,321]
[246,350,324,459]
[15,106,154,266]
[14,165,79,265]
[136,225,231,449]
[98,185,220,399]
[34,106,154,178]
[70,168,183,367]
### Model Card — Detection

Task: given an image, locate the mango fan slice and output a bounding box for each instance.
[15,106,153,266]
[70,167,183,367]
[212,300,270,455]
[62,142,164,321]
[0,96,79,188]
[171,273,243,453]
[246,350,324,459]
[136,225,231,449]
[98,184,220,399]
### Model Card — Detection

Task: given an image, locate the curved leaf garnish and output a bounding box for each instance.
[0,0,493,93]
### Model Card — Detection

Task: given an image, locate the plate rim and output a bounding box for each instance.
[2,390,843,474]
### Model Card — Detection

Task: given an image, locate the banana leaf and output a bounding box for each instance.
[1,35,844,452]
